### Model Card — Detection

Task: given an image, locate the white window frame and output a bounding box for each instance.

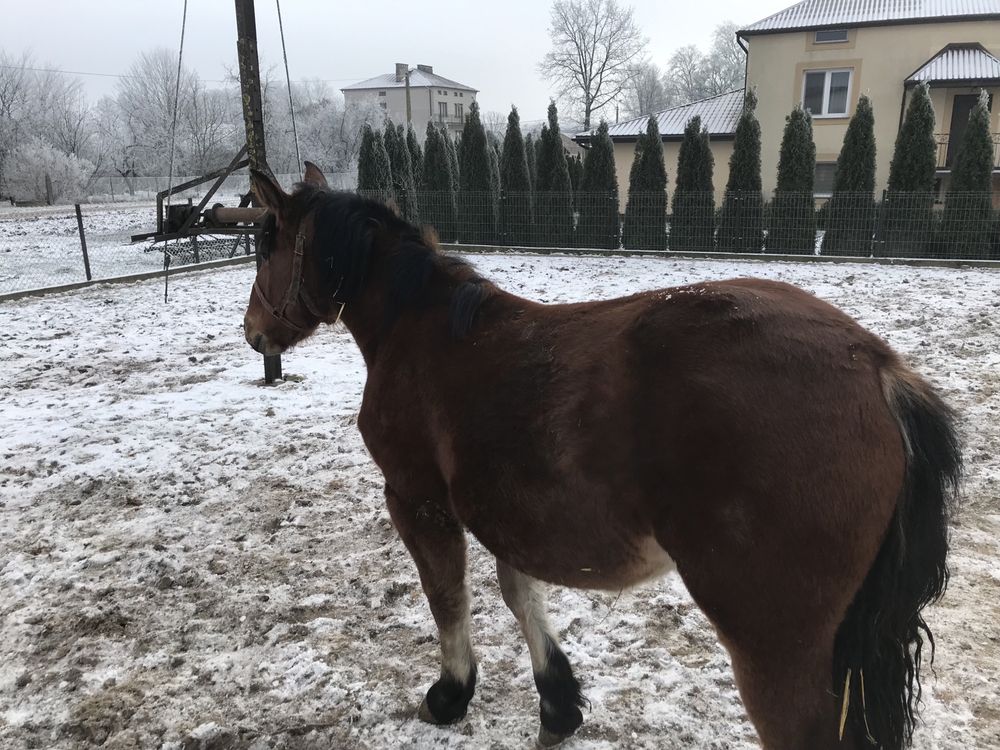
[802,68,852,118]
[814,29,848,44]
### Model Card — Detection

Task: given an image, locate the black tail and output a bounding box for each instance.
[833,368,961,749]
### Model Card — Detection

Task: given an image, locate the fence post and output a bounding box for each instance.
[44,174,54,206]
[110,175,115,202]
[75,204,92,281]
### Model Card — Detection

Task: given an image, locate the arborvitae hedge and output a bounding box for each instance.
[458,101,497,243]
[383,120,418,222]
[622,116,667,250]
[880,83,936,256]
[534,102,574,246]
[406,123,423,188]
[421,122,457,241]
[766,105,815,254]
[576,120,619,249]
[717,88,763,253]
[499,106,533,245]
[357,124,392,201]
[670,115,715,251]
[937,91,995,259]
[822,94,876,256]
[524,132,537,192]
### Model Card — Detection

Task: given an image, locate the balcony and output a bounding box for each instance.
[935,132,1000,171]
[434,114,465,126]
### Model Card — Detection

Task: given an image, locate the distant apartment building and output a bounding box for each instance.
[341,64,478,136]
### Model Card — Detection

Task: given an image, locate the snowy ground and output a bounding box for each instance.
[1,254,998,750]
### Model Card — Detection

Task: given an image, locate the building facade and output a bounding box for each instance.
[341,64,478,137]
[576,0,1000,203]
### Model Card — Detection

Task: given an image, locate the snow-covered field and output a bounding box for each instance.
[0,200,249,295]
[1,254,998,750]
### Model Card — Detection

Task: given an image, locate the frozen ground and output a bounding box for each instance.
[1,254,998,750]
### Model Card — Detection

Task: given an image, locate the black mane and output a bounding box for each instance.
[293,185,493,338]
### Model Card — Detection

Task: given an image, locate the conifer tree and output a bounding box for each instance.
[937,90,994,259]
[421,121,457,240]
[534,101,574,246]
[458,101,497,243]
[406,123,423,188]
[717,89,764,252]
[766,105,815,253]
[622,116,667,250]
[576,120,619,248]
[670,116,715,251]
[568,153,583,193]
[881,83,936,256]
[443,127,460,194]
[357,123,392,201]
[822,95,877,256]
[524,132,538,192]
[499,106,533,245]
[384,120,418,222]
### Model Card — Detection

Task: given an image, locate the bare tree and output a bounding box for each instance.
[621,62,672,119]
[661,23,746,107]
[539,0,648,130]
[481,110,508,141]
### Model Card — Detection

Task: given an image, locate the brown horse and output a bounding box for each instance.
[242,164,960,750]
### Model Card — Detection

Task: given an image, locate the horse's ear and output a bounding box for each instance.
[302,161,328,189]
[250,169,287,214]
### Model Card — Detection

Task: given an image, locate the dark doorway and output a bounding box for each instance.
[947,93,992,167]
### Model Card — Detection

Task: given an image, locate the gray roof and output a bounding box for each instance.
[740,0,1000,35]
[576,90,743,142]
[341,70,477,93]
[907,43,1000,83]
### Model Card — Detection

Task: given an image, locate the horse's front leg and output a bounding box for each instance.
[384,485,476,724]
[496,559,585,747]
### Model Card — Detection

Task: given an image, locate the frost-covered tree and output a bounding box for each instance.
[670,115,715,251]
[766,105,815,254]
[622,115,667,250]
[6,136,94,203]
[822,94,876,257]
[717,88,763,252]
[576,120,619,248]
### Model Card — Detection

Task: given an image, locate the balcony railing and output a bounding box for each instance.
[935,133,1000,170]
[435,114,465,125]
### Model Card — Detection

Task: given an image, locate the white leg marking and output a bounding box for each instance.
[497,560,556,673]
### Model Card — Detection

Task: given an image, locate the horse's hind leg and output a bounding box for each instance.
[728,636,862,750]
[496,560,585,747]
[384,486,477,724]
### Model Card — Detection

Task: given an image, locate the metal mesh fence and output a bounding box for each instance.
[365,189,999,261]
[0,202,254,295]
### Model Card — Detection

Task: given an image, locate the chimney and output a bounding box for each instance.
[395,63,408,82]
[416,64,433,74]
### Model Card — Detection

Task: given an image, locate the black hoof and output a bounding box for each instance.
[537,724,576,748]
[416,670,476,725]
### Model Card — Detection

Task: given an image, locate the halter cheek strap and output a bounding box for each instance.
[253,231,345,334]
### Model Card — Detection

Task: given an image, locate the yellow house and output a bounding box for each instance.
[576,0,1000,203]
[741,0,1000,199]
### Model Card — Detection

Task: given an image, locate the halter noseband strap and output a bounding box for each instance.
[253,231,345,334]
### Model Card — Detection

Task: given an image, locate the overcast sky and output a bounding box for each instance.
[0,0,790,126]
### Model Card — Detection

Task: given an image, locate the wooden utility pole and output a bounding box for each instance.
[235,0,282,383]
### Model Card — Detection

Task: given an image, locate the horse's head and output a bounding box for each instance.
[244,162,364,356]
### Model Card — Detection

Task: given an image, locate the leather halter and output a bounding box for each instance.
[252,231,344,334]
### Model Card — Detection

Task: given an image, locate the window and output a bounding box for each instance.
[459,92,464,97]
[814,29,849,43]
[438,101,448,119]
[379,102,387,110]
[803,69,851,116]
[814,163,836,196]
[454,103,463,119]
[378,90,386,97]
